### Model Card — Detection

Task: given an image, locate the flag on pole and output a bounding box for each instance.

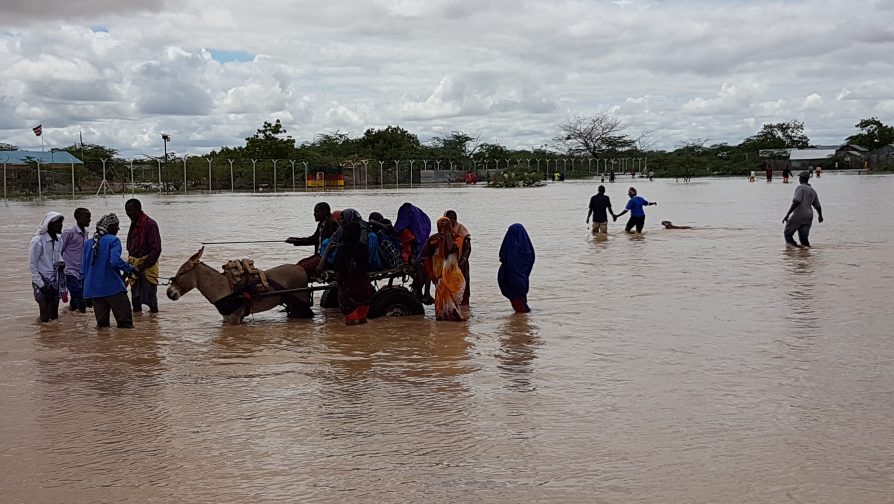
[33,124,42,136]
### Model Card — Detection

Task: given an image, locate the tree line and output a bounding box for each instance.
[2,115,891,186]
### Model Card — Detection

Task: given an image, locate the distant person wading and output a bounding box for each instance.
[782,171,823,247]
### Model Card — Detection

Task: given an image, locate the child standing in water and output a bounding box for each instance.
[498,224,535,313]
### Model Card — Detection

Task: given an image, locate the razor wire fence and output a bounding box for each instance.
[1,156,648,200]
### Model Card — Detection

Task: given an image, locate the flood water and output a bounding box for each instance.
[1,174,893,503]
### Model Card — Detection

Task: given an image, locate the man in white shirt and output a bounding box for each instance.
[29,211,66,322]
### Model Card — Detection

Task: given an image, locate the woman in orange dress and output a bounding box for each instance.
[423,217,466,321]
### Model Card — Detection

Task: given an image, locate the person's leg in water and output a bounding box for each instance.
[797,223,812,248]
[625,217,635,233]
[109,291,134,328]
[93,296,112,328]
[635,217,645,233]
[784,228,800,247]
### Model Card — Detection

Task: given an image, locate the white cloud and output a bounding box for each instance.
[1,0,893,154]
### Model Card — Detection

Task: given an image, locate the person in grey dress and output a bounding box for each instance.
[782,171,824,247]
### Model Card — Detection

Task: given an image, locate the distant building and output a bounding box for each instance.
[788,148,836,169]
[0,150,84,166]
[758,144,872,170]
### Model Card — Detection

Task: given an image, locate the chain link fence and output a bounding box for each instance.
[2,156,643,200]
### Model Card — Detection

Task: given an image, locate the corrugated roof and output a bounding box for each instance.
[789,149,836,161]
[0,150,84,164]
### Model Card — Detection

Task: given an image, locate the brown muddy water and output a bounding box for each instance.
[1,175,893,503]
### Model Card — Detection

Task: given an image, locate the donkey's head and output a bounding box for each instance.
[166,247,204,301]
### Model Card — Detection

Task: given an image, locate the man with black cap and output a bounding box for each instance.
[782,171,823,247]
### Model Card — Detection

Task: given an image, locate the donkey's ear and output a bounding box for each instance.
[189,246,205,263]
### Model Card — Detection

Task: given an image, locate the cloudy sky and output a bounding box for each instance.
[1,0,892,157]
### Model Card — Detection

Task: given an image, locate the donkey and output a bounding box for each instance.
[166,247,314,324]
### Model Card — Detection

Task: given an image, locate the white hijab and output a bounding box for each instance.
[35,211,64,236]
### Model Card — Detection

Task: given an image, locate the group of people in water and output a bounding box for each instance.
[27,171,823,326]
[587,185,659,234]
[287,202,535,324]
[28,199,162,327]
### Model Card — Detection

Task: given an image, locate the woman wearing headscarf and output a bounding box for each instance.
[498,223,535,313]
[29,211,66,322]
[317,208,375,272]
[334,219,374,325]
[424,217,466,321]
[613,187,657,234]
[444,210,471,307]
[82,213,138,329]
[393,203,432,298]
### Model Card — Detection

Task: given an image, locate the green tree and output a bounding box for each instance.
[428,131,480,164]
[358,126,421,160]
[740,120,809,151]
[846,117,894,150]
[244,119,296,159]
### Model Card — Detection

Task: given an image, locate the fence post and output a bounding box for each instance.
[409,160,415,189]
[290,160,296,191]
[207,158,213,193]
[156,159,162,193]
[378,161,384,189]
[272,159,278,193]
[394,160,399,190]
[71,162,76,198]
[302,161,309,191]
[3,162,6,205]
[350,163,356,189]
[228,159,234,192]
[182,155,188,195]
[363,160,368,190]
[36,159,43,199]
[251,159,257,193]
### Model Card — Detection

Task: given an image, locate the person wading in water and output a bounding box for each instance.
[125,199,162,313]
[29,212,66,323]
[782,171,823,247]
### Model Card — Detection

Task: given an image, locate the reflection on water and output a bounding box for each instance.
[2,176,894,503]
[496,315,542,393]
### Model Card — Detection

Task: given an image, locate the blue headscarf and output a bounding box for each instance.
[497,223,535,300]
[393,203,431,259]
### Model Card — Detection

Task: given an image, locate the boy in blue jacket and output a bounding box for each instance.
[82,214,138,328]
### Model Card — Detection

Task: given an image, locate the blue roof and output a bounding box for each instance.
[0,150,83,165]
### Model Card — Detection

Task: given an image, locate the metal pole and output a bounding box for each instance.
[251,159,257,193]
[394,160,399,190]
[351,163,356,189]
[3,162,6,205]
[228,159,234,192]
[379,161,384,189]
[435,160,441,171]
[130,159,135,197]
[71,162,76,198]
[303,162,309,191]
[272,159,278,193]
[363,161,368,190]
[157,159,162,193]
[37,160,42,199]
[207,158,213,193]
[182,155,188,195]
[409,160,414,189]
[290,160,296,191]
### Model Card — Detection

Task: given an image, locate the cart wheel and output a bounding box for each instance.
[319,287,339,308]
[369,287,425,318]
